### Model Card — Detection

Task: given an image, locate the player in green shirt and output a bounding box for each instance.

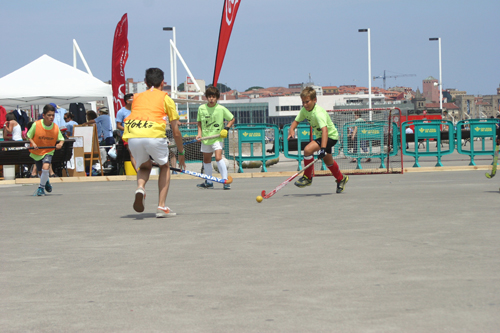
[287,87,348,193]
[196,86,235,189]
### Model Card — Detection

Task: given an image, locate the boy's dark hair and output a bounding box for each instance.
[124,93,134,102]
[354,111,362,118]
[300,87,316,100]
[205,86,220,99]
[6,112,16,121]
[43,104,56,115]
[66,112,74,120]
[86,110,98,121]
[144,68,164,88]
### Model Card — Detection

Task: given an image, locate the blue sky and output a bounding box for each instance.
[1,0,499,95]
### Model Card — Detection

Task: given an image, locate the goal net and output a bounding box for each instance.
[312,107,403,175]
[167,108,403,176]
[166,122,239,174]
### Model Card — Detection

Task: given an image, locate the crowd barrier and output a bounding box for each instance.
[173,118,497,173]
[231,124,279,173]
[401,118,497,167]
[283,123,314,171]
[456,119,498,166]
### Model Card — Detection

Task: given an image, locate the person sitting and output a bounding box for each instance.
[63,112,79,137]
[83,108,115,145]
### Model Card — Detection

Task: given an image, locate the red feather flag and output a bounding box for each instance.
[111,14,129,115]
[213,0,241,87]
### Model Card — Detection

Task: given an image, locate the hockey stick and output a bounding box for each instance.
[170,167,233,184]
[485,144,499,179]
[261,158,321,199]
[1,145,57,151]
[168,134,221,148]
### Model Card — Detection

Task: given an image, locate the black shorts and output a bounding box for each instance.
[313,138,338,154]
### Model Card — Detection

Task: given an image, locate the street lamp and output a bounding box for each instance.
[358,28,372,110]
[163,27,177,98]
[429,37,442,110]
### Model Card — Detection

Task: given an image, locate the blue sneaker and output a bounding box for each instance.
[197,181,214,189]
[223,183,231,190]
[35,187,46,196]
[45,180,52,193]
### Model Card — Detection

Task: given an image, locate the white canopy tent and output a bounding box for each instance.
[0,54,115,126]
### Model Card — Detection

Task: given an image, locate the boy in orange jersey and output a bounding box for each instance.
[287,87,348,193]
[27,104,65,196]
[122,68,185,218]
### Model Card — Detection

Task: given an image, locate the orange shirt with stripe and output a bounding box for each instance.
[122,87,179,141]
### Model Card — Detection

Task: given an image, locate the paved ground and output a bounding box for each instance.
[1,154,499,331]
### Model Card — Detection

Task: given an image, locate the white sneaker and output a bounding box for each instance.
[156,206,177,218]
[133,187,145,212]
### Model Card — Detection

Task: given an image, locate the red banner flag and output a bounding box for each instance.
[112,13,129,115]
[212,0,241,87]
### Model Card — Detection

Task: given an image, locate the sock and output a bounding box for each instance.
[40,169,49,188]
[326,161,343,181]
[203,163,213,184]
[217,159,228,180]
[303,155,314,179]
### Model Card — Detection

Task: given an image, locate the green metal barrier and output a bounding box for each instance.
[233,124,279,173]
[456,119,497,166]
[342,120,396,169]
[283,123,311,171]
[402,120,454,167]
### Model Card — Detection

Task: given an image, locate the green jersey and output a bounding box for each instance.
[295,104,339,140]
[197,103,234,145]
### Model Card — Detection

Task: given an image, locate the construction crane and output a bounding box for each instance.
[373,70,416,90]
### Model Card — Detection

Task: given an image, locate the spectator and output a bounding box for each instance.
[64,112,79,137]
[83,108,115,145]
[3,112,23,141]
[116,95,136,170]
[49,103,68,128]
[116,93,133,136]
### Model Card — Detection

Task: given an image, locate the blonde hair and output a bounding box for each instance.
[300,87,316,100]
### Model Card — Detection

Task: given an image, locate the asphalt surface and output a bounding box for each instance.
[1,161,499,331]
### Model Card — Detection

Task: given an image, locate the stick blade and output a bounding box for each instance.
[261,190,267,197]
[226,175,233,184]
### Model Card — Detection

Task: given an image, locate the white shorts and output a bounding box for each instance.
[128,137,170,168]
[200,141,223,153]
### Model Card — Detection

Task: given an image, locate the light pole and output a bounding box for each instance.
[429,37,442,110]
[163,27,177,98]
[358,28,372,110]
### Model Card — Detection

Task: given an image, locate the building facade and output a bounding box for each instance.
[422,76,439,103]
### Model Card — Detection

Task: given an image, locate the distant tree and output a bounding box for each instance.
[177,83,185,91]
[207,83,231,93]
[246,86,264,91]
